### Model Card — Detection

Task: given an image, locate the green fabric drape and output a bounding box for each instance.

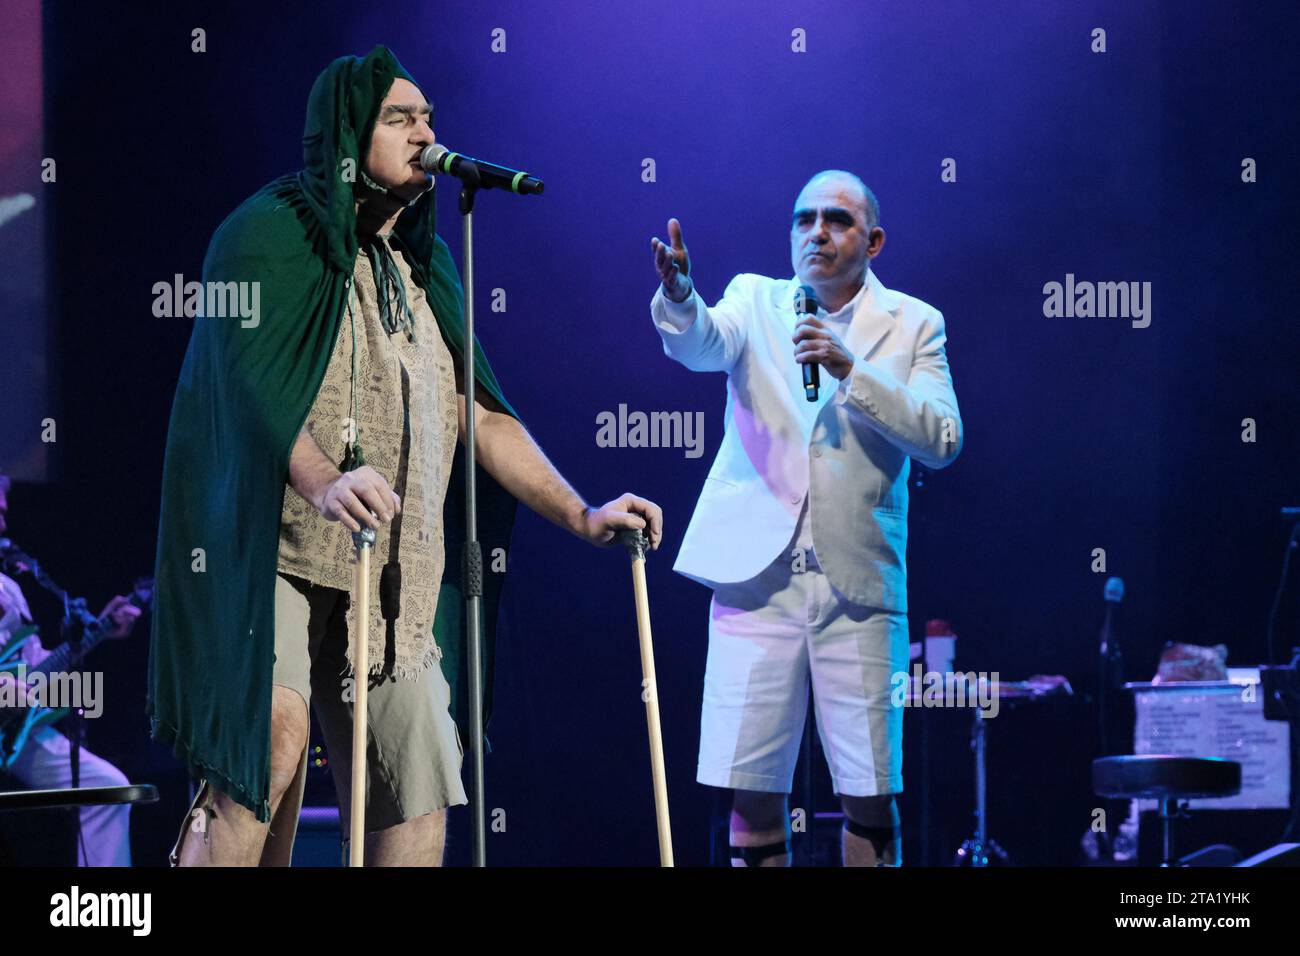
[146,45,517,821]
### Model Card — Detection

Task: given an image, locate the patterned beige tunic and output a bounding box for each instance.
[278,236,459,680]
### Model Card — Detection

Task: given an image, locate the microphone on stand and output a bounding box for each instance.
[1094,575,1127,860]
[1098,576,1125,757]
[795,284,820,402]
[419,143,544,195]
[1100,576,1124,658]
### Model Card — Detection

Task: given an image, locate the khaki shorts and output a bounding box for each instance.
[272,571,466,841]
[169,572,465,865]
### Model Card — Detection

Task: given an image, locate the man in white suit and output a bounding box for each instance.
[649,170,962,866]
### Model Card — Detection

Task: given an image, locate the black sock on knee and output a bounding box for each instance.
[843,818,894,860]
[730,839,791,866]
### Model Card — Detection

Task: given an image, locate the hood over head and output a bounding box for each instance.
[298,44,437,276]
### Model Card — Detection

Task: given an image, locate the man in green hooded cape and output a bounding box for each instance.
[147,46,663,866]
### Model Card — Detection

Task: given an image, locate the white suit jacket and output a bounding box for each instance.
[651,269,962,612]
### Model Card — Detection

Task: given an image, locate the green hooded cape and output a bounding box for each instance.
[147,46,518,822]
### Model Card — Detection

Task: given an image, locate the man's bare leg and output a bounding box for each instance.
[841,793,901,867]
[258,725,310,867]
[176,686,309,866]
[730,789,791,867]
[356,810,446,866]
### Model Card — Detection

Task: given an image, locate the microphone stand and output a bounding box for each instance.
[455,166,489,867]
[434,149,542,867]
[1098,601,1121,757]
[1096,593,1122,859]
[62,594,89,864]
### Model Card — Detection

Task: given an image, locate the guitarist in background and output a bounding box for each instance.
[0,471,141,866]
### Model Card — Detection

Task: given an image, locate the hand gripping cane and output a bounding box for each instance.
[618,528,674,866]
[348,526,376,867]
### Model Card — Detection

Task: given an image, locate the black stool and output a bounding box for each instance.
[0,784,159,812]
[0,784,158,865]
[1092,756,1241,866]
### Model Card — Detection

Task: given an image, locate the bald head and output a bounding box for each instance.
[790,171,886,311]
[800,170,880,229]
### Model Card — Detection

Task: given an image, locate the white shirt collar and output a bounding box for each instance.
[811,268,871,324]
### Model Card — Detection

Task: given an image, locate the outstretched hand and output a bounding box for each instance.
[650,218,693,303]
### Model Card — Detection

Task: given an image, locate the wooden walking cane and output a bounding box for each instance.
[619,528,674,866]
[348,526,376,867]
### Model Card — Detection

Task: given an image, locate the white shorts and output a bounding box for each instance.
[697,550,908,797]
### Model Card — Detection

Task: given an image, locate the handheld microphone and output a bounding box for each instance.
[419,144,544,195]
[796,284,820,402]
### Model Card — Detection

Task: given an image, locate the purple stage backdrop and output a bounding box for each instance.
[2,0,1295,867]
[0,0,51,480]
